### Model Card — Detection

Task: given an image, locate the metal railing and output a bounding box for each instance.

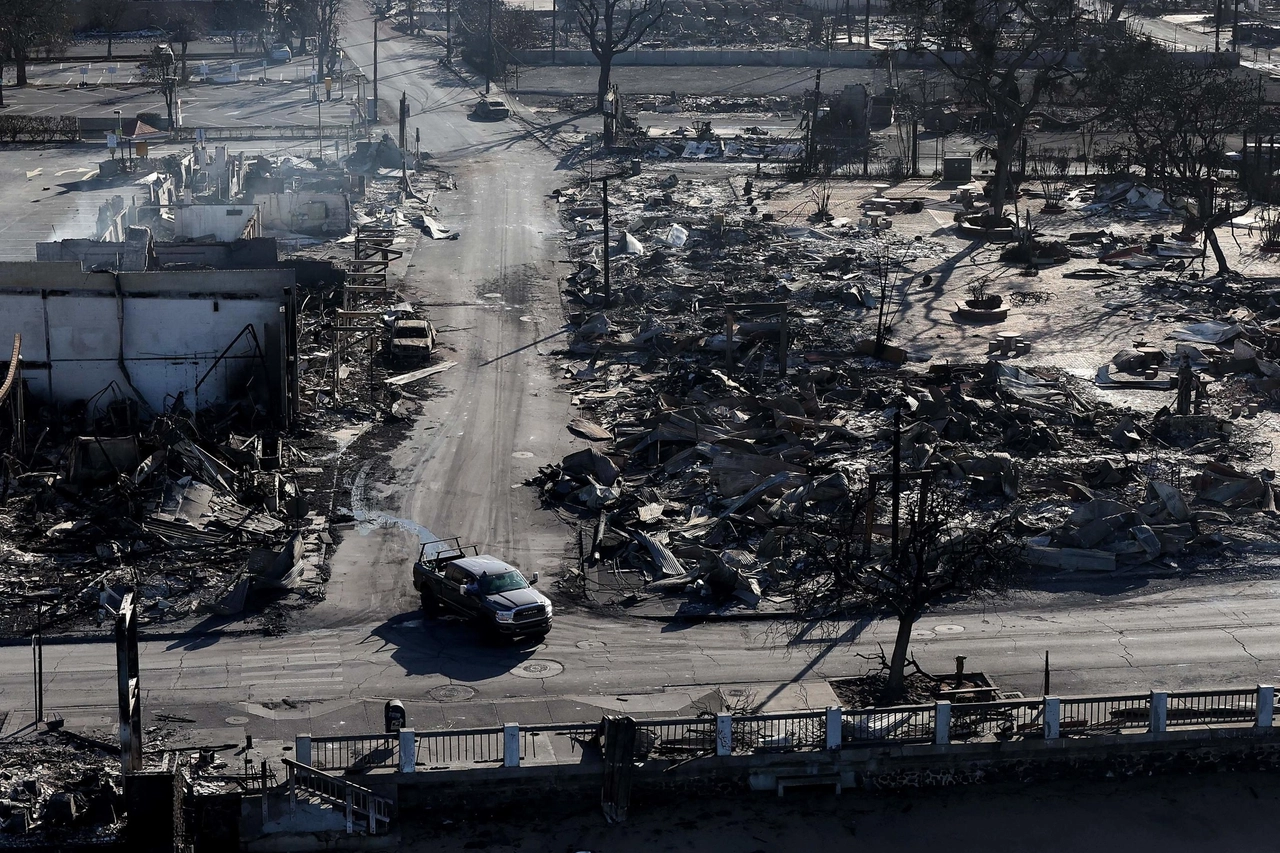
[311,734,398,772]
[283,758,392,835]
[1058,693,1152,735]
[1168,688,1258,728]
[414,727,504,767]
[637,717,718,757]
[300,686,1280,775]
[949,699,1045,741]
[842,704,936,745]
[520,722,600,763]
[731,711,827,754]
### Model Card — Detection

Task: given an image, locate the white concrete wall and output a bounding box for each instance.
[174,203,261,242]
[255,192,350,235]
[0,263,293,416]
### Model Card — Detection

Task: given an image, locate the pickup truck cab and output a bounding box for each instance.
[413,539,552,639]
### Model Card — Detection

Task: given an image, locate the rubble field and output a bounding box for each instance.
[0,137,459,637]
[533,162,1280,618]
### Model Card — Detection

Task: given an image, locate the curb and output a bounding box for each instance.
[0,625,265,647]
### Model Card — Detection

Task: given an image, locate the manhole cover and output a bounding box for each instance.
[428,685,477,703]
[511,451,535,459]
[576,640,606,650]
[510,659,564,679]
[911,629,936,640]
[519,315,545,323]
[225,716,250,725]
[933,624,965,634]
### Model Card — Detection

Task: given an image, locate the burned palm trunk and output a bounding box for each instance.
[600,715,637,824]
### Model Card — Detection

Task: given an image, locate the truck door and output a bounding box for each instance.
[442,564,474,614]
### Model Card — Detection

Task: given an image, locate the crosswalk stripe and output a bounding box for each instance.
[242,676,345,685]
[241,655,344,665]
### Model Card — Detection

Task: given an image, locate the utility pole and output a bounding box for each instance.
[32,597,43,724]
[890,406,901,561]
[373,16,380,122]
[864,0,871,47]
[116,592,143,773]
[551,0,557,63]
[485,0,494,94]
[1233,0,1240,49]
[806,69,822,175]
[398,91,408,149]
[589,171,627,307]
[1215,0,1222,51]
[316,98,322,157]
[602,176,611,306]
[446,0,453,61]
[844,0,852,45]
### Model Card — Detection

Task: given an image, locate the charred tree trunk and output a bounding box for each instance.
[881,611,917,704]
[595,53,612,112]
[1206,227,1230,276]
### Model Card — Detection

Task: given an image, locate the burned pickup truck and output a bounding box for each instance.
[412,538,552,639]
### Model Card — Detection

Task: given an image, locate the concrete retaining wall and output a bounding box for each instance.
[387,725,1280,810]
[513,47,1231,69]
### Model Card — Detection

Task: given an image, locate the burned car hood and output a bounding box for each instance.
[484,588,549,610]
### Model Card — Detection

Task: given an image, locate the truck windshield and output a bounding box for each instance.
[479,571,528,594]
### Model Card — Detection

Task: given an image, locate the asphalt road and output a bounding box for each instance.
[7,576,1280,741]
[295,3,579,632]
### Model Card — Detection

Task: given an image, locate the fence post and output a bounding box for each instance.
[503,723,520,768]
[934,701,951,746]
[295,733,312,767]
[1150,691,1168,733]
[825,707,842,750]
[716,713,732,756]
[1043,697,1060,740]
[1258,685,1275,728]
[398,728,416,773]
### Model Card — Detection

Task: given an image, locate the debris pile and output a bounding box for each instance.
[537,168,1280,613]
[0,735,122,843]
[0,401,333,633]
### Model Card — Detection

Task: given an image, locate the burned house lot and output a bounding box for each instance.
[4,0,1280,847]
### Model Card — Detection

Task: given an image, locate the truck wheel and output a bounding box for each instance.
[421,589,440,617]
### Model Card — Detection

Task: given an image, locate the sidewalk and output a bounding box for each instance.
[0,678,840,764]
